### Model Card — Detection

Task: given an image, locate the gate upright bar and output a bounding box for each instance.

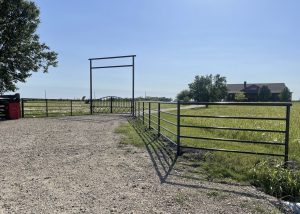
[89,55,136,115]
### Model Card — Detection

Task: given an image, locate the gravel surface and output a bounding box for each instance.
[0,115,287,213]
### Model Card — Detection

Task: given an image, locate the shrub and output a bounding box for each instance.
[250,161,300,202]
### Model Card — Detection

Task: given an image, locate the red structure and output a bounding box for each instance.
[0,93,21,120]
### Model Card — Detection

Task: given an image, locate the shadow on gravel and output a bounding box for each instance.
[127,118,281,205]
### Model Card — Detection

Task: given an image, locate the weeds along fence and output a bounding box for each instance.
[134,101,292,162]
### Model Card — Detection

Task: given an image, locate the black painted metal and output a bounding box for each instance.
[180,124,285,133]
[177,101,181,156]
[180,114,286,121]
[21,99,24,118]
[142,102,145,124]
[148,102,151,129]
[158,103,161,136]
[45,99,48,117]
[88,55,136,116]
[70,100,73,116]
[135,100,292,163]
[284,105,291,163]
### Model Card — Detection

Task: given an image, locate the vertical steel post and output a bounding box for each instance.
[142,102,145,124]
[284,105,291,165]
[148,102,151,129]
[21,99,24,118]
[70,100,73,116]
[45,99,48,117]
[132,56,135,117]
[158,102,161,136]
[110,96,113,113]
[89,59,93,115]
[177,101,181,156]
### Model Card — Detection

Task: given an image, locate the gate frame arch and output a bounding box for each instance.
[88,55,136,116]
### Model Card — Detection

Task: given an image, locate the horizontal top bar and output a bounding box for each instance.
[136,101,177,104]
[136,101,292,106]
[89,55,136,60]
[180,114,286,121]
[91,65,133,69]
[180,101,292,106]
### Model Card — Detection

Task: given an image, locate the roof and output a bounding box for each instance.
[227,83,286,93]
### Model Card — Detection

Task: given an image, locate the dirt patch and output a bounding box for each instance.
[0,115,287,213]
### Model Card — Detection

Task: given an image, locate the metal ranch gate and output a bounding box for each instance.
[89,55,136,116]
[92,96,132,114]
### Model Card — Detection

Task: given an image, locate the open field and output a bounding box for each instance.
[0,115,287,213]
[133,101,300,201]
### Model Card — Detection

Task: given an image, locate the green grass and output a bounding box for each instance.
[140,102,300,164]
[124,101,300,201]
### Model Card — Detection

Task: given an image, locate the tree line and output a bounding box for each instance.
[177,74,292,102]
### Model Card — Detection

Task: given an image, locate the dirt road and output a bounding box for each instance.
[0,115,285,213]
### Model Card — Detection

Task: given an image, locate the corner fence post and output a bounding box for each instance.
[110,96,113,113]
[142,102,145,124]
[70,100,73,116]
[149,102,151,129]
[89,59,93,115]
[284,105,291,166]
[21,99,24,118]
[158,102,161,136]
[177,101,181,156]
[45,99,48,117]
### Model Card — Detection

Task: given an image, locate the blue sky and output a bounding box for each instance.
[17,0,300,100]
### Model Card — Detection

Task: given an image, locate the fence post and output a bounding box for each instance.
[110,97,113,113]
[70,100,73,116]
[134,101,137,118]
[177,101,181,156]
[45,99,48,117]
[158,102,161,136]
[138,102,140,120]
[148,102,151,129]
[21,99,24,118]
[142,102,145,124]
[284,105,291,166]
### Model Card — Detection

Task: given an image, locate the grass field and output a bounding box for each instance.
[128,101,300,201]
[139,102,300,163]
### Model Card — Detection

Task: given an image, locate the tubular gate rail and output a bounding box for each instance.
[21,97,133,117]
[135,101,292,162]
[21,98,91,118]
[92,96,132,114]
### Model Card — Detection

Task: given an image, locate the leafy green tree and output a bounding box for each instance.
[279,87,292,101]
[188,74,227,102]
[0,0,58,94]
[210,74,228,101]
[258,85,271,101]
[235,92,247,101]
[176,89,191,102]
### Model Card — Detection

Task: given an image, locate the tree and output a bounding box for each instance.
[235,92,247,101]
[176,89,191,102]
[258,85,271,101]
[279,87,292,101]
[188,74,227,102]
[210,74,228,102]
[0,0,58,94]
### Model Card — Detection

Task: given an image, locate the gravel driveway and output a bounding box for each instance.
[0,115,286,213]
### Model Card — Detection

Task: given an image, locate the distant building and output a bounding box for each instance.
[227,82,287,101]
